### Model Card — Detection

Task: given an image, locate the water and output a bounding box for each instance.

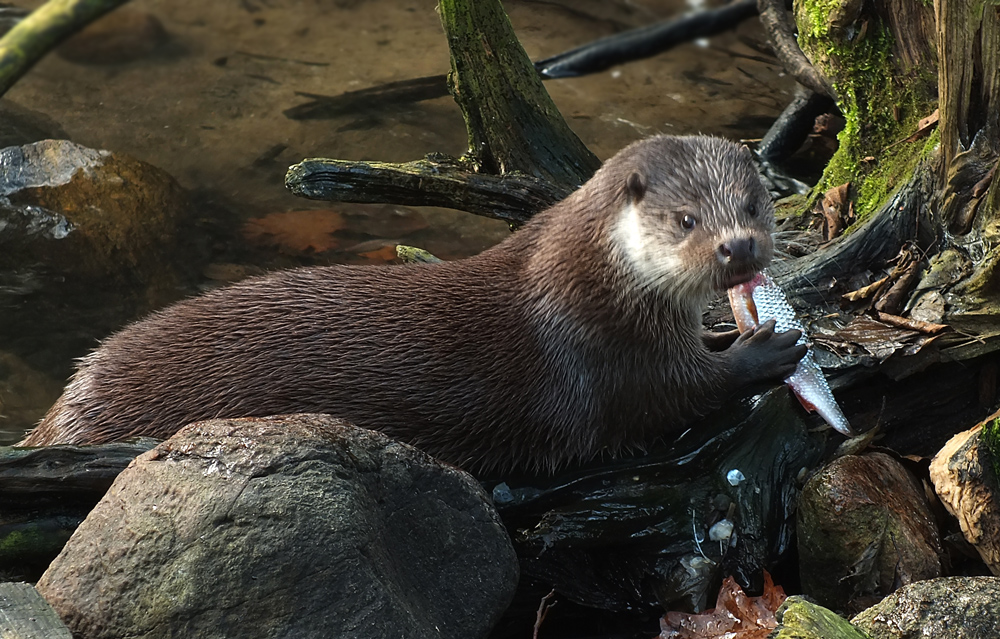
[0,0,796,442]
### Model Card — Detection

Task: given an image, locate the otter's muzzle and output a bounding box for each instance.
[717,237,757,264]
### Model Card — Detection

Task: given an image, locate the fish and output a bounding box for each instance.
[728,271,853,436]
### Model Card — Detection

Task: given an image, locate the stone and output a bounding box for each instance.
[1,139,191,286]
[851,576,1000,639]
[771,596,869,639]
[929,420,1000,574]
[36,414,518,639]
[797,452,942,610]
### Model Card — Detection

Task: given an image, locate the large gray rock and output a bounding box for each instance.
[851,577,1000,639]
[36,414,518,639]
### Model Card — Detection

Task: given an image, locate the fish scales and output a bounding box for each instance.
[728,271,853,436]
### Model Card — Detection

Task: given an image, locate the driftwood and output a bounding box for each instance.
[0,582,72,638]
[0,440,155,579]
[286,156,570,226]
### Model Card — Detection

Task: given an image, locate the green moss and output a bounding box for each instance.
[980,416,1000,483]
[795,0,938,222]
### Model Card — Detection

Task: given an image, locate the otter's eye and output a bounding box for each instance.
[681,215,697,231]
[747,202,758,218]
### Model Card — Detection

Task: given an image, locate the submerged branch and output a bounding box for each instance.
[0,0,132,99]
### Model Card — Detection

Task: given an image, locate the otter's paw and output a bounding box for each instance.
[727,319,807,383]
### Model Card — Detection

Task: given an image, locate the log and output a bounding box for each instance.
[0,440,155,578]
[285,156,570,224]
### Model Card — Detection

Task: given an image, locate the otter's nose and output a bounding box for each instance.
[718,237,756,263]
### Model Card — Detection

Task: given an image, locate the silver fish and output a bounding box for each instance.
[728,271,853,436]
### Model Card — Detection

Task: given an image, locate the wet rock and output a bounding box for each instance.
[797,452,942,610]
[1,139,191,285]
[771,596,869,639]
[36,414,518,639]
[851,576,1000,639]
[929,420,1000,574]
[57,10,169,65]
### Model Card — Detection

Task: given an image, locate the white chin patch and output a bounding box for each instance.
[613,203,683,288]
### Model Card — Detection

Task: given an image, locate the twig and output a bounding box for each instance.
[532,589,557,639]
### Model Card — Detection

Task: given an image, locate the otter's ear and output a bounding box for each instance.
[625,171,646,204]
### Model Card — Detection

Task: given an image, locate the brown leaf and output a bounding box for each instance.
[842,276,889,304]
[886,108,940,148]
[242,209,346,253]
[658,572,785,638]
[358,244,400,263]
[875,311,950,335]
[817,182,851,240]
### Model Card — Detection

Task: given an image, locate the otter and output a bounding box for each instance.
[20,135,806,474]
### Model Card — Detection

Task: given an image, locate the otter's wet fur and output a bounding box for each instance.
[21,135,805,474]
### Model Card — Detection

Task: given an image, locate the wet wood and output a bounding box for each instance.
[0,582,72,638]
[0,440,155,578]
[285,155,569,224]
[0,0,132,98]
[756,0,835,98]
[438,0,600,187]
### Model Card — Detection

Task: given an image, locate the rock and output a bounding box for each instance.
[771,596,869,639]
[35,414,518,639]
[57,10,170,65]
[929,418,1000,574]
[1,139,191,286]
[797,452,942,610]
[0,582,72,638]
[851,576,1000,639]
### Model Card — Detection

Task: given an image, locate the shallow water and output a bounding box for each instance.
[0,0,797,442]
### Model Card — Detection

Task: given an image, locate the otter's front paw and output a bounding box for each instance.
[727,319,807,383]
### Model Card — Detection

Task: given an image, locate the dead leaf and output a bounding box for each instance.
[886,108,939,148]
[658,572,785,638]
[242,209,346,253]
[358,244,399,263]
[842,276,889,303]
[875,311,950,335]
[818,182,851,240]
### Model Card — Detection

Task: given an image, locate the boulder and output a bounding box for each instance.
[851,576,1000,639]
[36,414,518,639]
[797,452,942,610]
[929,420,1000,574]
[1,138,191,287]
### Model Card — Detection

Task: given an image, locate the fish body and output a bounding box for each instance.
[728,272,853,435]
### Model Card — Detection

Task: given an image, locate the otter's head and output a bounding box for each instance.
[607,135,775,302]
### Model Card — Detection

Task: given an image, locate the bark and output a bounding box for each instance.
[285,0,599,218]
